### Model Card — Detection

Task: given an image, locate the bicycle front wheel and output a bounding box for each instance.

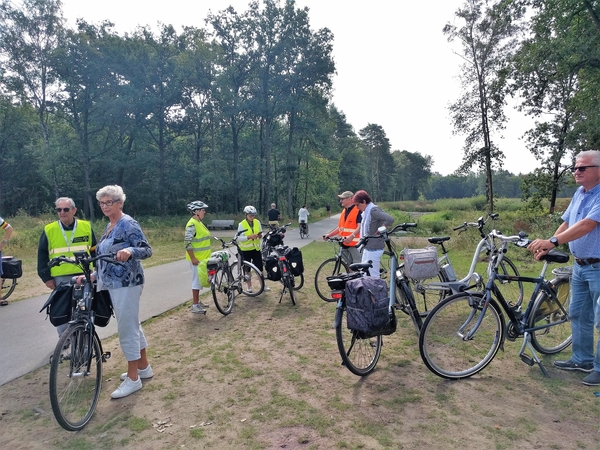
[419,292,504,380]
[335,305,382,376]
[530,278,572,354]
[315,258,349,302]
[231,261,265,297]
[495,257,524,308]
[0,277,17,300]
[49,323,102,431]
[212,267,235,315]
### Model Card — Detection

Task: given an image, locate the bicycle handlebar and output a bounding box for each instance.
[48,252,121,269]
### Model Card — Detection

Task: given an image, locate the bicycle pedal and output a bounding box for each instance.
[102,352,111,362]
[519,353,535,366]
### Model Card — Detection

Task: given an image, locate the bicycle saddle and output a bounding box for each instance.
[428,236,451,244]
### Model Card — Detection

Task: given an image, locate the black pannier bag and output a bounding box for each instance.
[40,282,73,326]
[344,277,396,338]
[265,255,281,281]
[92,289,114,327]
[286,247,304,276]
[1,257,23,279]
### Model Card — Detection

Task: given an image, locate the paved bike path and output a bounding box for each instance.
[0,215,340,386]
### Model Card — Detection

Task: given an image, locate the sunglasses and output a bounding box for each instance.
[55,208,71,213]
[571,165,599,173]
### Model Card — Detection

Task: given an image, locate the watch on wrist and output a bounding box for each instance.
[549,237,559,247]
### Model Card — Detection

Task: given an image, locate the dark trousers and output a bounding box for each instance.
[240,249,263,272]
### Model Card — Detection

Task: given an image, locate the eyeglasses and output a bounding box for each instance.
[55,208,71,213]
[571,165,599,173]
[98,200,119,207]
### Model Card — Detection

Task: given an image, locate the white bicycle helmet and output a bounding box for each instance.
[243,205,257,215]
[187,200,208,213]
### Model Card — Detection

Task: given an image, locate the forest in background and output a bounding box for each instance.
[0,0,598,219]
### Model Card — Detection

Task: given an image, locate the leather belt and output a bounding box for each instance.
[575,258,600,266]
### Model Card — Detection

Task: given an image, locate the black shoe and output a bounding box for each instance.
[553,359,594,373]
[582,371,600,386]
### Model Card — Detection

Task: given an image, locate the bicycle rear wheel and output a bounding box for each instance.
[49,323,102,431]
[400,263,448,317]
[231,261,265,297]
[284,274,296,305]
[212,267,236,315]
[314,258,349,301]
[335,305,382,376]
[495,257,524,308]
[0,277,17,300]
[395,281,423,333]
[419,292,504,380]
[530,278,572,354]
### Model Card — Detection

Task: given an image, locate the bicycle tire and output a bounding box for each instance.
[49,323,102,431]
[314,258,349,302]
[495,257,524,308]
[212,267,235,315]
[530,278,572,354]
[284,274,296,305]
[292,272,304,291]
[0,277,17,300]
[419,292,504,380]
[231,260,265,297]
[395,280,423,333]
[335,304,382,376]
[399,263,448,317]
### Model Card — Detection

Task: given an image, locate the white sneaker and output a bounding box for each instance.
[198,301,209,308]
[120,365,154,381]
[111,376,142,399]
[191,304,207,314]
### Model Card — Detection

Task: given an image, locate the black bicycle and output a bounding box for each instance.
[46,252,118,431]
[261,222,291,260]
[419,230,572,379]
[327,224,424,376]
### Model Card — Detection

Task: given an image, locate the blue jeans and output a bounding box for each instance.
[569,262,600,371]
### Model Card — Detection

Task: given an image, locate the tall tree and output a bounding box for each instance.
[359,123,393,202]
[444,0,523,212]
[0,0,64,196]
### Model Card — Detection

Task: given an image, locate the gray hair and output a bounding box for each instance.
[96,185,126,203]
[576,150,600,166]
[55,197,76,208]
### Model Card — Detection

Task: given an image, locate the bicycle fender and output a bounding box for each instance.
[334,305,343,328]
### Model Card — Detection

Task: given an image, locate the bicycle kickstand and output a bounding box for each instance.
[518,332,549,377]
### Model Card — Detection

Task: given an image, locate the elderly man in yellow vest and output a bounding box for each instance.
[37,197,97,336]
[185,200,211,314]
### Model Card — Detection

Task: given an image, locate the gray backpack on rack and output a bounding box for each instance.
[345,277,396,338]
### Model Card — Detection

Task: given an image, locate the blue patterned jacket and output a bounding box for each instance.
[96,214,152,289]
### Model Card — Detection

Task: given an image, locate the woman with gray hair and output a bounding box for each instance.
[94,185,153,399]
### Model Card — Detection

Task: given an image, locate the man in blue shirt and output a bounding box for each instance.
[528,150,600,386]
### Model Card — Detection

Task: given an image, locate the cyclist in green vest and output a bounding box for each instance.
[185,201,211,314]
[37,197,97,335]
[237,206,268,292]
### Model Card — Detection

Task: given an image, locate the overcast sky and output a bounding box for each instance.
[60,0,539,176]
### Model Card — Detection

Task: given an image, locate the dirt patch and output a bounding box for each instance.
[0,270,599,449]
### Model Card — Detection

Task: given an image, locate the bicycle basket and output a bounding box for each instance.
[403,246,438,279]
[210,250,229,263]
